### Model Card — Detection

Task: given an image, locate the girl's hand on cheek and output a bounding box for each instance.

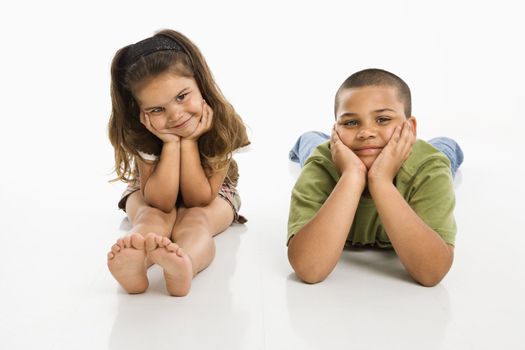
[140,112,180,144]
[184,100,213,141]
[368,121,415,184]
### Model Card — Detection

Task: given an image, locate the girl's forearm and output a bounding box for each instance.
[288,174,364,283]
[369,180,453,286]
[179,140,214,207]
[144,141,180,212]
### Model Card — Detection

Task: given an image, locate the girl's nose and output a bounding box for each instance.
[167,105,184,121]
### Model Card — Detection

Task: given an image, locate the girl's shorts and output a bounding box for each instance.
[118,182,246,224]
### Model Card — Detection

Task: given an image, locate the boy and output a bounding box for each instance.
[287,68,461,287]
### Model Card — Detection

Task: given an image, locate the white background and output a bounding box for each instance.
[1,0,524,349]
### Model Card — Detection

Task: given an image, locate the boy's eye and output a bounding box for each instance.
[176,93,188,102]
[343,120,358,127]
[377,116,391,124]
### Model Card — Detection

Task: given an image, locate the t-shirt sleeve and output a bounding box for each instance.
[408,156,457,245]
[287,157,337,245]
[137,150,159,162]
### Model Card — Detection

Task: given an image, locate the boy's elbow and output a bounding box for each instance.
[288,247,329,284]
[416,275,444,287]
[295,269,328,284]
[413,267,450,287]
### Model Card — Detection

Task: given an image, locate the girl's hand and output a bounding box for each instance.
[368,120,415,184]
[331,125,367,180]
[184,100,213,141]
[140,112,180,144]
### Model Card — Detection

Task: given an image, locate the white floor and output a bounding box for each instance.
[2,1,525,349]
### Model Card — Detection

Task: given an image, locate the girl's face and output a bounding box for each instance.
[133,72,204,138]
[335,86,416,169]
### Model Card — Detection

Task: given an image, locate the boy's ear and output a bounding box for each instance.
[408,116,417,136]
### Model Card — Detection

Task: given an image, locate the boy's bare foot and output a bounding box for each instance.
[145,233,193,296]
[107,233,148,294]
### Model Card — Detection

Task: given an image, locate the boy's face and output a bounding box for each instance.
[335,86,416,169]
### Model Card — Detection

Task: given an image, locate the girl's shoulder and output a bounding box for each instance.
[137,150,159,162]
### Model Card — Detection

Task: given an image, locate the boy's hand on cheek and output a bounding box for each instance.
[330,126,367,182]
[368,121,415,185]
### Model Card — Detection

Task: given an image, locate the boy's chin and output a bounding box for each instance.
[359,157,376,170]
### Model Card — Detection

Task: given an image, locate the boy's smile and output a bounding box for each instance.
[335,86,416,169]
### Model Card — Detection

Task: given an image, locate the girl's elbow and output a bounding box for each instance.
[184,194,214,208]
[145,198,175,213]
[184,198,211,208]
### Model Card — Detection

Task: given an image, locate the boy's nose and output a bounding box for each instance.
[357,127,377,139]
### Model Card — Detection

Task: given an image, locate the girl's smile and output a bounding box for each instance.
[134,73,204,138]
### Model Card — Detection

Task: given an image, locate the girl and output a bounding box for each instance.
[107,29,249,296]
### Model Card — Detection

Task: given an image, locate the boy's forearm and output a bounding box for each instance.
[369,180,453,286]
[288,174,364,283]
[179,140,214,207]
[144,142,180,212]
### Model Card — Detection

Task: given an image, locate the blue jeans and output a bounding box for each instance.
[289,131,464,178]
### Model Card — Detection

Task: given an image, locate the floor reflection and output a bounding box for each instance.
[108,227,248,350]
[285,249,451,349]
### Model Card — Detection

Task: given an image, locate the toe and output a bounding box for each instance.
[160,236,172,247]
[122,236,132,248]
[116,238,125,249]
[145,233,158,251]
[166,242,180,253]
[130,233,145,250]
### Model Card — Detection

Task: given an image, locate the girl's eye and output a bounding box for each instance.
[150,108,164,114]
[176,93,188,102]
[344,120,358,127]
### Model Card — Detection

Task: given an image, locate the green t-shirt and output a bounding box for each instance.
[287,140,456,248]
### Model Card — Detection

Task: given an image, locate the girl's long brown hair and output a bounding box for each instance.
[108,29,249,184]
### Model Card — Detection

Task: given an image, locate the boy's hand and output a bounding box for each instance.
[183,100,213,141]
[368,121,415,184]
[331,125,367,180]
[140,112,181,144]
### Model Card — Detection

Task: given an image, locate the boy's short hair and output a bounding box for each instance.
[334,68,412,118]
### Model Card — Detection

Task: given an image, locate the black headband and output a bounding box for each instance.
[121,35,183,68]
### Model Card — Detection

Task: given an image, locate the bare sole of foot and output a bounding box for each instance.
[145,233,193,296]
[107,233,148,294]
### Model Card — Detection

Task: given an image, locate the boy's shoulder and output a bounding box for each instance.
[303,141,338,177]
[400,139,451,179]
[294,141,339,190]
[309,140,332,161]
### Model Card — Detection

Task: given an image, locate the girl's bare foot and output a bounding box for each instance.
[145,233,193,296]
[107,233,148,294]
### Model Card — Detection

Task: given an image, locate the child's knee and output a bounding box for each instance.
[134,206,177,229]
[178,207,210,228]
